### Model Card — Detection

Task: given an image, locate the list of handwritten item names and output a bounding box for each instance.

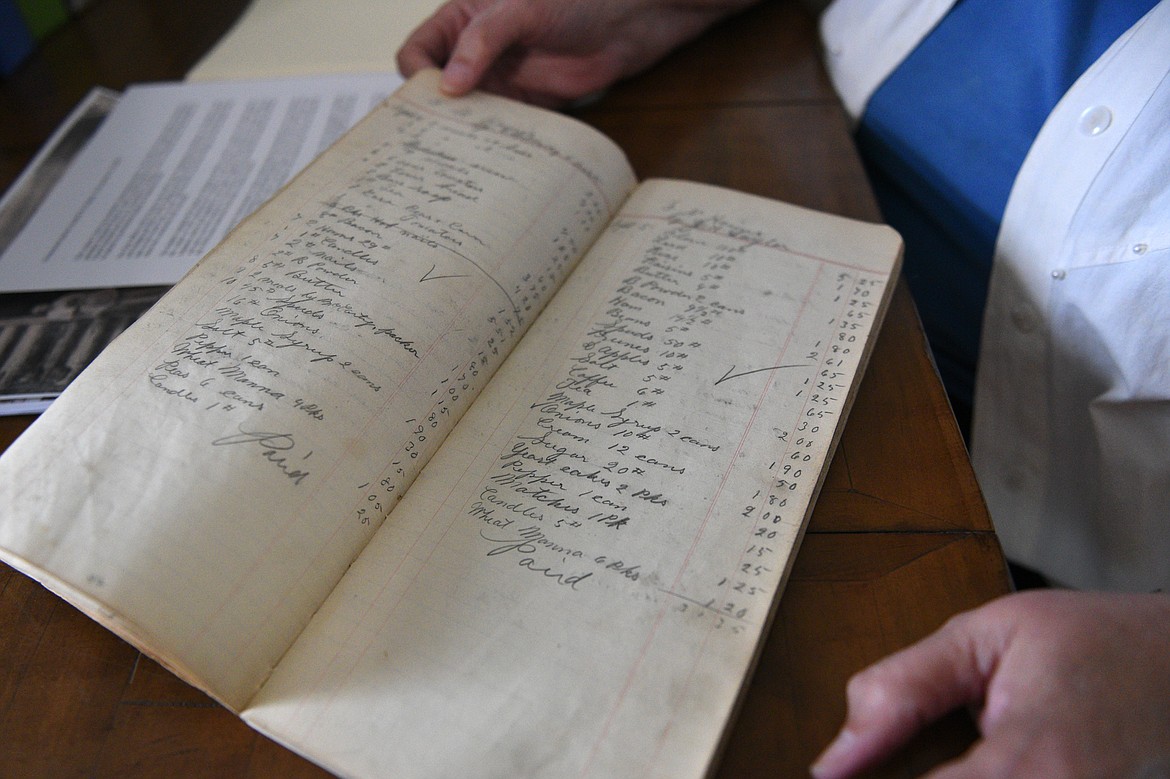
[144,83,635,524]
[453,183,889,630]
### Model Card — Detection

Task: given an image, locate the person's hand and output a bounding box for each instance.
[811,589,1170,778]
[396,0,758,107]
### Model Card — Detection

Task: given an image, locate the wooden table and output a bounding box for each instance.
[0,1,1011,776]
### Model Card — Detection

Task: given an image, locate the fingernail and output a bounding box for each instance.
[810,729,856,779]
[440,61,474,94]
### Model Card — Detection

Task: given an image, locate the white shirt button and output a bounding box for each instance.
[1078,105,1113,136]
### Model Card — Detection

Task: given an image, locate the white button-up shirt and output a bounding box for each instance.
[822,0,1170,592]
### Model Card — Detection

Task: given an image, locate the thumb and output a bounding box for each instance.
[811,610,1002,779]
[439,0,535,94]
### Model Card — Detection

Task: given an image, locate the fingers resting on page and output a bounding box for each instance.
[811,589,1170,778]
[396,0,760,107]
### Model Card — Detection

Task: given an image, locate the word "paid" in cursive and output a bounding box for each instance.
[212,427,312,485]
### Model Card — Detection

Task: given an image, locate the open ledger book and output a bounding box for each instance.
[0,71,900,778]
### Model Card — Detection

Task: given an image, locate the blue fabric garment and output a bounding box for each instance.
[854,0,1158,435]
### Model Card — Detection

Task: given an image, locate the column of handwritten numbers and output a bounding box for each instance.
[708,270,884,632]
[354,356,486,526]
[475,188,607,389]
[702,479,785,635]
[715,458,805,635]
[515,188,606,316]
[808,270,884,426]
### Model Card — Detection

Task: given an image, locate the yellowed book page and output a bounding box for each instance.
[0,71,635,710]
[244,180,901,778]
[187,0,444,81]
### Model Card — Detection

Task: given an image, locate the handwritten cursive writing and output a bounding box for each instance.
[211,427,312,485]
